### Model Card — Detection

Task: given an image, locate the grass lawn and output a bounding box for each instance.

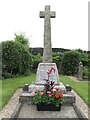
[0,74,89,109]
[1,74,36,109]
[60,75,89,107]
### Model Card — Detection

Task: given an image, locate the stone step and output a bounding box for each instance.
[19,91,76,105]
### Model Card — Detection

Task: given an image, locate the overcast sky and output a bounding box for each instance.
[0,0,88,51]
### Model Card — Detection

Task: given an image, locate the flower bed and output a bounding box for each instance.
[31,67,64,111]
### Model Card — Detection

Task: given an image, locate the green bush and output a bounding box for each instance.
[2,72,13,79]
[2,41,32,78]
[32,54,42,72]
[61,51,80,75]
[82,59,89,67]
[83,67,90,80]
[75,49,88,67]
[52,53,63,73]
[83,67,88,79]
[52,53,62,66]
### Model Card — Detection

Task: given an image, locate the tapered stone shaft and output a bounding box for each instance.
[40,5,56,63]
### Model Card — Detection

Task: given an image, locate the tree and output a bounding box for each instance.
[14,33,29,50]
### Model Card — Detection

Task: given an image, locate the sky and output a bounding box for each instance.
[0,0,88,51]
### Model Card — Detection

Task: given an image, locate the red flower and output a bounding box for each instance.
[59,93,63,98]
[55,94,59,99]
[55,88,59,91]
[40,92,44,96]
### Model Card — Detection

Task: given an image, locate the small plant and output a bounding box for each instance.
[32,67,64,107]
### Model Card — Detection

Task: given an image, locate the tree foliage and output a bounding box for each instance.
[14,33,29,50]
[61,51,80,75]
[2,41,32,78]
[32,54,42,72]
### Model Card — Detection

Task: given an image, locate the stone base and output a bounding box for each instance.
[29,82,66,93]
[19,91,76,105]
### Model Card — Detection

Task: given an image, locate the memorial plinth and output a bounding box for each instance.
[29,63,66,93]
[36,63,60,85]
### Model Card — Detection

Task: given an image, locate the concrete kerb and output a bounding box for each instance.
[73,103,88,119]
[10,102,22,119]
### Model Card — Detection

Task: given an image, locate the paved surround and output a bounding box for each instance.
[18,104,78,118]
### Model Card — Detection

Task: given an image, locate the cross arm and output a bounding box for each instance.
[39,11,45,18]
[50,11,56,18]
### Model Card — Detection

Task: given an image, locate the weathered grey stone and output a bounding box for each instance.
[10,103,22,118]
[63,92,76,105]
[18,104,79,118]
[19,91,75,105]
[19,92,33,104]
[78,62,83,80]
[35,63,60,85]
[29,83,66,93]
[29,84,44,92]
[40,5,56,63]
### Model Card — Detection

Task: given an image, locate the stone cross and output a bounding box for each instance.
[40,5,56,63]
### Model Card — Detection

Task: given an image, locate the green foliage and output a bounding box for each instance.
[14,33,29,50]
[52,53,63,73]
[2,41,32,78]
[75,49,88,66]
[83,66,90,79]
[30,47,43,56]
[33,78,64,107]
[52,53,62,66]
[33,90,64,107]
[61,51,80,75]
[32,54,42,72]
[30,47,70,56]
[14,33,29,45]
[2,72,13,79]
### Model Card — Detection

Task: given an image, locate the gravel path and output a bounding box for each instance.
[69,76,89,119]
[69,76,89,82]
[0,89,22,120]
[0,82,89,119]
[72,90,89,118]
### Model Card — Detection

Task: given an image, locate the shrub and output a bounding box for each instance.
[61,51,80,75]
[2,41,32,78]
[32,54,42,72]
[2,72,13,79]
[83,67,90,80]
[52,53,63,73]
